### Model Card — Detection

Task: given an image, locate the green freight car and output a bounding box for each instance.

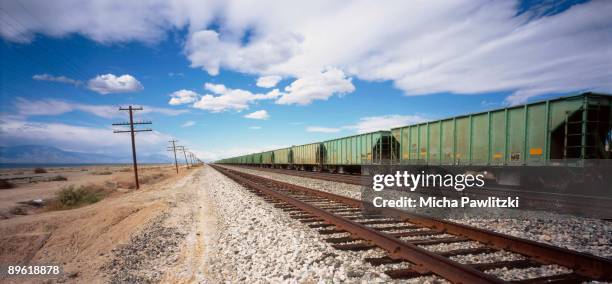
[252,153,262,165]
[273,147,292,167]
[323,131,394,173]
[292,143,323,170]
[261,151,274,166]
[391,92,612,166]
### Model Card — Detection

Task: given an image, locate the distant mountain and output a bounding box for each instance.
[0,145,171,164]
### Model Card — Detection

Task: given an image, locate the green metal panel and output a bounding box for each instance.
[490,111,506,165]
[471,113,489,164]
[273,148,292,164]
[292,143,320,165]
[428,121,441,164]
[409,126,418,162]
[401,127,409,162]
[418,124,427,161]
[507,107,526,165]
[455,117,470,164]
[262,151,274,164]
[441,120,453,164]
[527,103,546,164]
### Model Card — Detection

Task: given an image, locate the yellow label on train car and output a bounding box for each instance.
[493,153,502,159]
[530,148,543,155]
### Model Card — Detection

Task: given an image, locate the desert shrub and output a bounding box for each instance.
[0,180,15,189]
[140,173,166,185]
[92,171,113,175]
[34,167,47,174]
[54,184,110,209]
[49,175,68,181]
[10,206,27,215]
[119,168,131,172]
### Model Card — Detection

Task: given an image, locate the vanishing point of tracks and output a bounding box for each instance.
[212,165,612,283]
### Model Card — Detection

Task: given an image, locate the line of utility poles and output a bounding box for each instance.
[113,106,152,189]
[166,141,204,173]
[167,139,179,174]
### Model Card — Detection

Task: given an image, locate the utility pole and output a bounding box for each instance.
[167,139,179,174]
[113,106,152,189]
[178,146,190,169]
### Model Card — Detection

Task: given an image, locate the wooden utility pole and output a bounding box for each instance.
[167,139,179,174]
[113,106,152,189]
[177,146,189,168]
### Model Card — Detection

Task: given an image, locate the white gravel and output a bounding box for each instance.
[205,165,448,283]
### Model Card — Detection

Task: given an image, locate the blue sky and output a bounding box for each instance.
[1,0,610,161]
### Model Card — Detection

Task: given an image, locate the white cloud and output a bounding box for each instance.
[181,120,196,127]
[346,114,428,134]
[256,75,282,88]
[249,126,262,130]
[185,30,302,76]
[0,118,170,155]
[87,74,143,94]
[169,89,199,105]
[305,126,341,133]
[244,110,269,120]
[14,97,185,118]
[3,1,611,103]
[276,68,355,105]
[192,83,281,112]
[0,1,219,43]
[32,74,81,86]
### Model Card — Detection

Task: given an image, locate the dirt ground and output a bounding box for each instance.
[0,164,214,283]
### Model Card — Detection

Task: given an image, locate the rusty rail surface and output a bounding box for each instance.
[212,165,612,283]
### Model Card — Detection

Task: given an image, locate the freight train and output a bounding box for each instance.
[216,92,612,187]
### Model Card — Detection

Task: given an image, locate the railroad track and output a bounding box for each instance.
[236,165,364,185]
[212,165,612,283]
[235,165,612,218]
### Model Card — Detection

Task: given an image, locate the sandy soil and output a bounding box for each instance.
[0,164,212,283]
[0,165,173,218]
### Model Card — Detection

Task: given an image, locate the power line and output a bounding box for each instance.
[112,106,152,189]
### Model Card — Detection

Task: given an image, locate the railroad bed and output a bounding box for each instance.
[212,165,612,283]
[233,165,612,219]
[235,166,364,185]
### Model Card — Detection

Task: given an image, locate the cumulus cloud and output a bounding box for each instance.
[191,83,281,112]
[305,126,341,133]
[0,0,219,43]
[256,75,282,88]
[181,120,196,127]
[14,97,185,118]
[243,110,269,120]
[185,30,303,76]
[3,1,611,103]
[346,114,428,134]
[276,68,355,105]
[169,89,199,105]
[32,74,81,86]
[87,74,143,94]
